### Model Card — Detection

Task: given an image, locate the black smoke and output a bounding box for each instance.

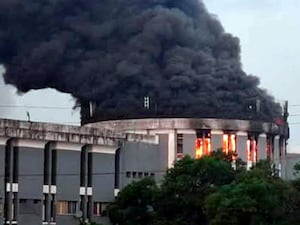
[0,0,282,123]
[0,67,14,117]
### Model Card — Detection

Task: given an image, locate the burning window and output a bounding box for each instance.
[195,130,211,159]
[222,133,236,154]
[247,135,258,168]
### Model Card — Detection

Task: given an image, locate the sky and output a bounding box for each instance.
[0,0,299,152]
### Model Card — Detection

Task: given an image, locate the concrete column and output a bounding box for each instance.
[168,130,176,168]
[273,136,281,176]
[211,130,223,152]
[274,136,280,165]
[257,134,267,161]
[182,133,197,157]
[281,138,288,179]
[237,132,247,162]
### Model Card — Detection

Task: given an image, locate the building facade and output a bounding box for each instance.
[0,117,291,225]
[0,119,159,225]
[91,118,289,173]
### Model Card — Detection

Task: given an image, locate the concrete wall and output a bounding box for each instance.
[283,154,300,180]
[56,149,81,225]
[237,133,247,162]
[92,153,115,201]
[19,200,42,225]
[274,137,281,167]
[211,133,223,151]
[158,134,169,173]
[56,150,81,201]
[18,146,44,225]
[183,134,196,157]
[91,152,115,224]
[56,215,79,225]
[120,142,161,187]
[257,135,267,160]
[18,147,44,199]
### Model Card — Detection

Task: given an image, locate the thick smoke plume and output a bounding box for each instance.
[0,0,282,122]
[0,67,14,117]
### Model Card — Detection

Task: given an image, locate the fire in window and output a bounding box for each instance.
[195,130,211,159]
[247,135,258,168]
[223,133,236,154]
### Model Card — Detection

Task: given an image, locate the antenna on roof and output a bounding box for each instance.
[144,96,150,109]
[89,101,95,117]
[256,99,261,113]
[283,101,289,122]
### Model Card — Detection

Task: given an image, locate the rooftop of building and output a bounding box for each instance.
[86,118,289,137]
[0,118,157,145]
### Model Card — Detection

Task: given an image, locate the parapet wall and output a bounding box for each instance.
[87,118,289,137]
[0,119,157,145]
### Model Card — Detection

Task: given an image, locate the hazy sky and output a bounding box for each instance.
[0,0,299,151]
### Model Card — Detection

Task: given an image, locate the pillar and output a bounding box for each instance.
[236,132,247,162]
[257,134,267,160]
[211,130,223,151]
[168,130,176,168]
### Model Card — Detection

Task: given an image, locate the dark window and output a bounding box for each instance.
[132,172,137,178]
[33,199,40,204]
[126,172,131,178]
[19,199,27,204]
[177,134,183,154]
[144,172,149,177]
[138,172,143,178]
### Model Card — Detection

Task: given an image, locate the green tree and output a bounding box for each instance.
[107,177,157,225]
[289,161,300,223]
[154,154,235,225]
[205,161,297,225]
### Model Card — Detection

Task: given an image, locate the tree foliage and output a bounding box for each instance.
[107,177,157,225]
[107,151,300,225]
[206,169,295,225]
[154,155,235,225]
